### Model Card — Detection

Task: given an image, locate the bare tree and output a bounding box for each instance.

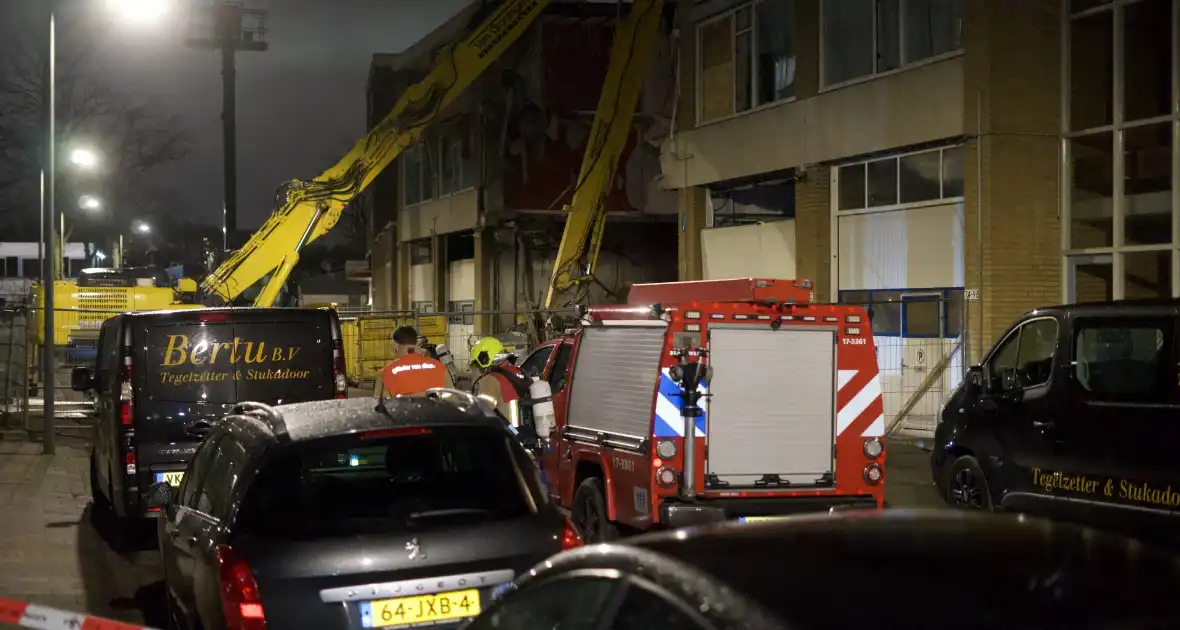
[0,9,190,259]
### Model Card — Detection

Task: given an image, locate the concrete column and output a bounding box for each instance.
[473,227,494,336]
[432,233,448,312]
[794,165,831,302]
[677,186,707,281]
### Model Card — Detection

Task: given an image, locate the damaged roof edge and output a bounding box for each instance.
[368,0,642,75]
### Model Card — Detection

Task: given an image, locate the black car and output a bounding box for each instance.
[931,300,1180,549]
[462,510,1180,630]
[73,307,347,524]
[149,392,581,630]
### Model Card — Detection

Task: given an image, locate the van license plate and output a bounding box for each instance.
[155,471,184,487]
[359,589,481,628]
[739,516,789,524]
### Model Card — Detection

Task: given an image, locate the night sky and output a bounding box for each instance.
[4,0,469,229]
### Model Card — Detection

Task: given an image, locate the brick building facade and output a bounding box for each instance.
[660,0,1176,435]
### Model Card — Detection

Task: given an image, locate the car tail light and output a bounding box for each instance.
[119,357,133,425]
[655,466,677,489]
[125,451,136,476]
[332,339,347,399]
[200,312,230,323]
[216,544,266,630]
[560,516,583,551]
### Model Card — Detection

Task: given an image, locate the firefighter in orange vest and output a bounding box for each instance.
[374,326,454,397]
[469,336,533,427]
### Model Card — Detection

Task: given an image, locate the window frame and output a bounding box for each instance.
[819,0,965,90]
[548,342,575,393]
[520,345,556,380]
[695,0,798,125]
[400,143,436,208]
[984,316,1061,395]
[1069,315,1178,404]
[836,144,966,214]
[838,287,964,338]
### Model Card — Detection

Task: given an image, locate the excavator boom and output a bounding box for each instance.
[542,0,665,310]
[202,0,553,305]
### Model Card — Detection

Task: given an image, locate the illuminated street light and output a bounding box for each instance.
[78,194,102,211]
[106,0,173,25]
[133,220,151,234]
[69,147,100,170]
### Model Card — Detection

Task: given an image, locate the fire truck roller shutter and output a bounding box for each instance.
[706,326,836,487]
[567,325,667,438]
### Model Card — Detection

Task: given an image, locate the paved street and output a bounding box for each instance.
[0,431,944,627]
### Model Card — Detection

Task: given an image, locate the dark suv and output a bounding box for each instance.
[149,392,581,630]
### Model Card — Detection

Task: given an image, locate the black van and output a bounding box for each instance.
[931,299,1180,547]
[73,307,347,522]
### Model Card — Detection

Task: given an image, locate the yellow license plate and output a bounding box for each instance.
[739,516,789,523]
[361,589,481,628]
[157,471,184,487]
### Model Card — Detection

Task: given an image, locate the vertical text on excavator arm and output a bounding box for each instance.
[200,0,552,305]
[542,0,665,310]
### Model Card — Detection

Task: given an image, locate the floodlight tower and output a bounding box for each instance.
[185,2,269,253]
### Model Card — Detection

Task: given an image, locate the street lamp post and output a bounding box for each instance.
[40,2,168,455]
[41,1,57,455]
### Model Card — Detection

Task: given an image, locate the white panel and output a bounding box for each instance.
[410,263,434,303]
[707,327,835,484]
[838,203,962,291]
[700,221,797,280]
[398,190,479,242]
[447,259,475,301]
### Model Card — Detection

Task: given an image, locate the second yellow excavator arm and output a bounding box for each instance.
[542,0,665,310]
[201,0,553,306]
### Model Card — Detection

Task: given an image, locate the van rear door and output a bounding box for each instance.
[134,309,337,485]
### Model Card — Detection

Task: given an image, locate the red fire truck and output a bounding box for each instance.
[520,278,886,543]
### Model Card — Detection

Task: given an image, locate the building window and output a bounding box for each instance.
[821,0,963,87]
[707,176,795,228]
[837,145,964,212]
[2,257,17,277]
[410,239,432,265]
[438,133,476,196]
[697,0,796,123]
[412,301,433,315]
[22,259,38,278]
[401,144,435,207]
[839,288,963,338]
[1064,0,1177,302]
[447,300,475,326]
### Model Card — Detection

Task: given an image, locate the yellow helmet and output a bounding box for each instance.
[470,337,504,369]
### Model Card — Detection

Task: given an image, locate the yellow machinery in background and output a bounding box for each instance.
[542,0,666,312]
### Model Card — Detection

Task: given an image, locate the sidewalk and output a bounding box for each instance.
[0,438,164,628]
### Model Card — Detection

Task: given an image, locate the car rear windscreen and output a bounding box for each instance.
[146,318,331,403]
[234,427,535,540]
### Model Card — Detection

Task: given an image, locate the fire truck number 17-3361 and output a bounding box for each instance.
[612,457,635,472]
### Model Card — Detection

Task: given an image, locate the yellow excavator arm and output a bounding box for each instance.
[201,0,553,306]
[542,0,665,310]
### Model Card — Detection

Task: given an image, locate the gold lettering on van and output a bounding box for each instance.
[1031,468,1180,509]
[160,335,302,367]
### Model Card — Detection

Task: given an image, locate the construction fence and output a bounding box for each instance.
[2,301,967,440]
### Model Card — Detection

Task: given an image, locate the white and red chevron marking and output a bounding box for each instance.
[0,597,153,630]
[836,369,885,438]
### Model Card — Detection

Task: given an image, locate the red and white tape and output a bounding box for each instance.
[0,598,158,630]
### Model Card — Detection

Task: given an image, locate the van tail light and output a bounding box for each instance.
[119,357,133,425]
[561,516,583,551]
[332,339,347,399]
[216,544,267,630]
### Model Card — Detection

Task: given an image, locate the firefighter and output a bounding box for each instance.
[374,325,454,397]
[469,336,533,427]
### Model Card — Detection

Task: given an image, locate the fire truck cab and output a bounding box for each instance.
[524,278,886,542]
